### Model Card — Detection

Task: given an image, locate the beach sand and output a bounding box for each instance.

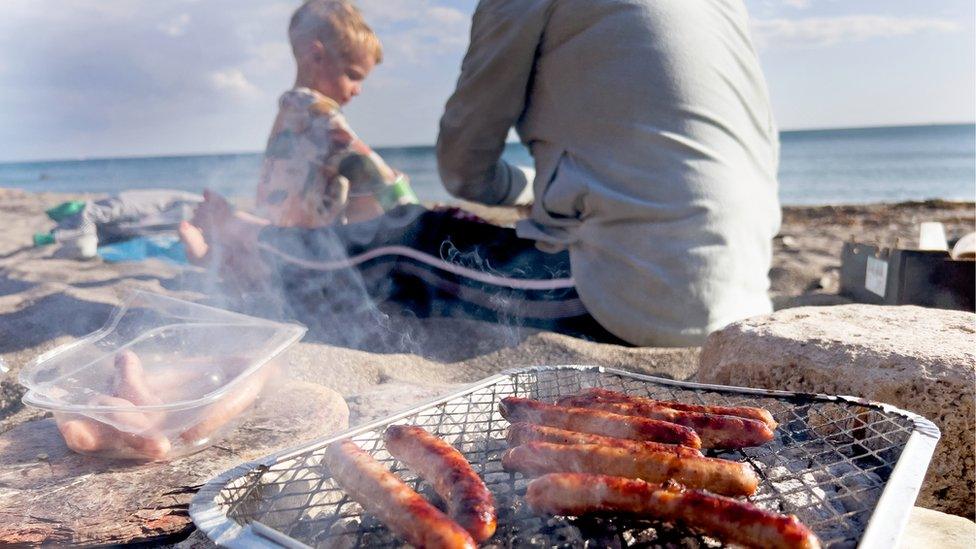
[0,187,973,543]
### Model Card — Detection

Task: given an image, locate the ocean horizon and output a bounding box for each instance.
[1,122,973,206]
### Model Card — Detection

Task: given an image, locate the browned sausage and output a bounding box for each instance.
[506,423,702,457]
[557,394,774,449]
[384,425,496,541]
[502,441,758,496]
[324,440,476,548]
[573,388,778,429]
[499,397,701,448]
[526,473,821,549]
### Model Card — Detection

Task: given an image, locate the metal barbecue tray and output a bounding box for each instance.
[190,365,940,549]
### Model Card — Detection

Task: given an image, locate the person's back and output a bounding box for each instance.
[438,0,780,346]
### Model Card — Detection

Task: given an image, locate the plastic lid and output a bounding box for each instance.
[19,291,307,413]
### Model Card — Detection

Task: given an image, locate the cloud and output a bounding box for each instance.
[157,13,191,37]
[358,0,471,64]
[781,0,810,8]
[751,15,961,48]
[0,0,476,159]
[210,68,260,99]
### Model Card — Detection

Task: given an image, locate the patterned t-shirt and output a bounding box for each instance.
[256,87,390,227]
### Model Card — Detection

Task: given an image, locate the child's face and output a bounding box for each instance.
[316,47,375,106]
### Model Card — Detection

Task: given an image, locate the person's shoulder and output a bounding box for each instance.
[309,98,340,118]
[279,88,341,117]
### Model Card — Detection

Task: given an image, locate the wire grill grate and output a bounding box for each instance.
[193,366,938,548]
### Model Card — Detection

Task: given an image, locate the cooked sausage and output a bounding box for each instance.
[573,387,778,429]
[503,441,758,496]
[526,473,821,549]
[499,397,701,448]
[557,394,774,449]
[324,440,476,549]
[384,425,496,541]
[506,423,702,457]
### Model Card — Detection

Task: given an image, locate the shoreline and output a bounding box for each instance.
[2,121,972,165]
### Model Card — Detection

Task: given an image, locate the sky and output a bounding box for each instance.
[0,0,973,162]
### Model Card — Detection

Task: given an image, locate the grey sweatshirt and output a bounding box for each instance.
[437,0,781,346]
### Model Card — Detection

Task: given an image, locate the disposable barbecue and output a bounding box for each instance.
[190,366,940,548]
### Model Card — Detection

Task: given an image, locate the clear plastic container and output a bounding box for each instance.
[19,291,306,461]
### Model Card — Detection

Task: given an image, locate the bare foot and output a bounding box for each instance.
[178,190,270,289]
[178,220,209,265]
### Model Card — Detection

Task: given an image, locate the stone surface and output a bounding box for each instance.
[0,380,348,545]
[698,304,976,517]
[897,507,976,549]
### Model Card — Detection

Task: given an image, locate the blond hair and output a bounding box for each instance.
[289,0,382,64]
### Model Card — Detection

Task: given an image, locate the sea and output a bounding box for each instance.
[1,123,973,206]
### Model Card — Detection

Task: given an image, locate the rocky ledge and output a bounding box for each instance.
[698,304,975,517]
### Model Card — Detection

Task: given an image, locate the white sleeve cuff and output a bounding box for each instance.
[501,164,535,206]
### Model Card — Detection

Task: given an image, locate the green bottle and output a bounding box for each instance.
[33,232,56,246]
[45,200,86,222]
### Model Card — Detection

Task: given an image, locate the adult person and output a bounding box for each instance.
[434,0,781,345]
[183,0,779,347]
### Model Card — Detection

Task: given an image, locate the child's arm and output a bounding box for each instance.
[329,116,418,221]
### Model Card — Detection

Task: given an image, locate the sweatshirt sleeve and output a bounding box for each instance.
[435,0,551,206]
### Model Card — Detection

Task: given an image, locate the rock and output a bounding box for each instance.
[816,270,839,292]
[0,380,348,545]
[898,507,976,549]
[698,305,975,517]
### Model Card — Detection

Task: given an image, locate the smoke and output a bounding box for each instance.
[183,197,551,370]
[438,238,526,349]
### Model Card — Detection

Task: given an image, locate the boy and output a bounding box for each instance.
[180,1,624,346]
[256,0,416,227]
